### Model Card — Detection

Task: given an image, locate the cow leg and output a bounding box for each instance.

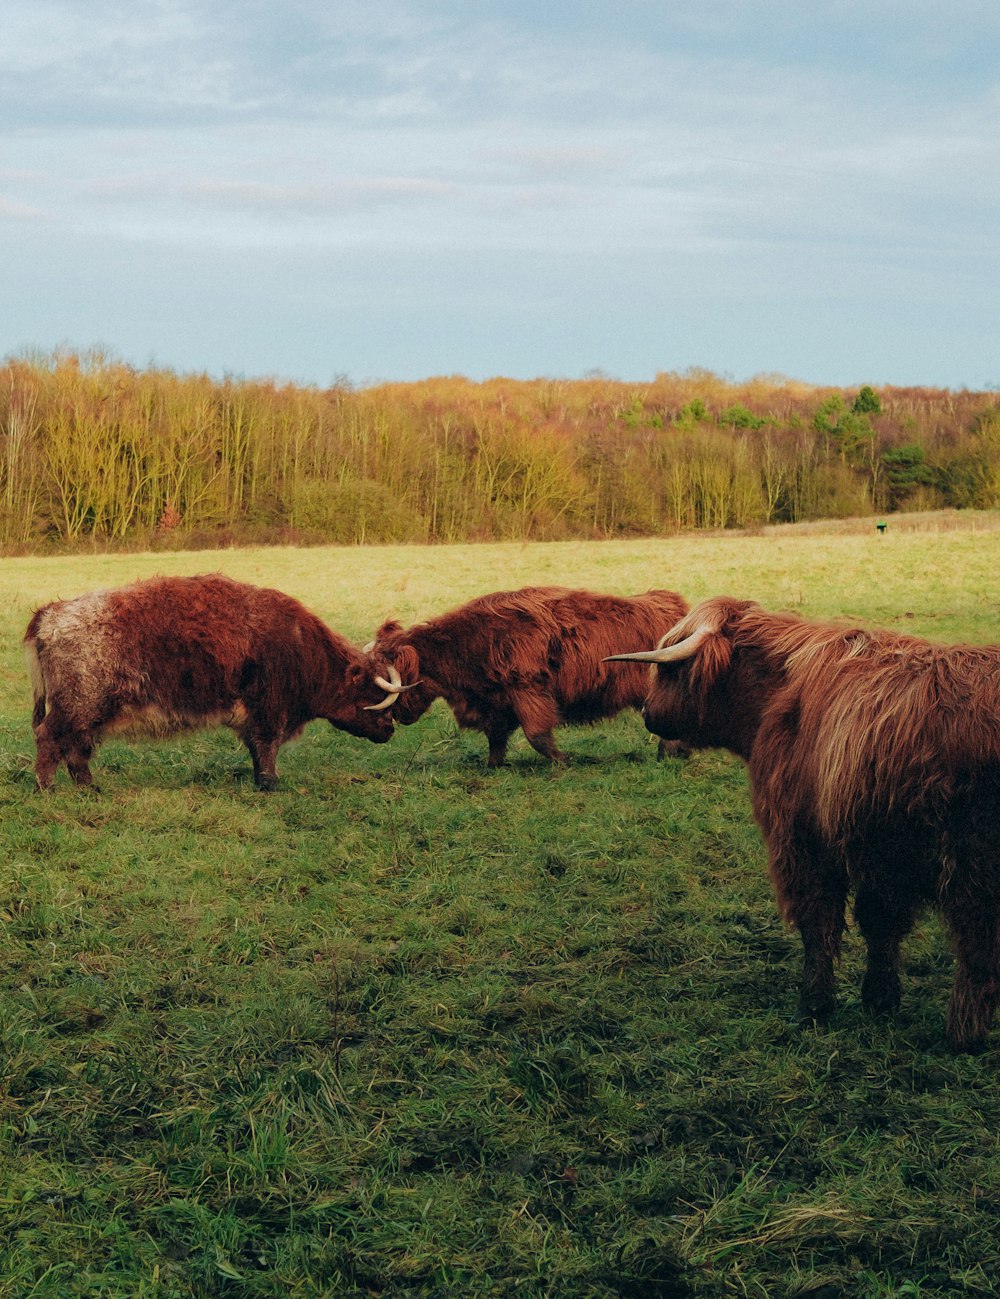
[769,839,847,1023]
[854,887,916,1016]
[65,742,96,788]
[942,900,1000,1053]
[484,713,517,768]
[32,712,72,790]
[238,722,281,791]
[250,740,280,791]
[512,693,565,763]
[33,733,63,790]
[794,895,847,1023]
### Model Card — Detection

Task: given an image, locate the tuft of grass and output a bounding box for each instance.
[3,523,1000,1297]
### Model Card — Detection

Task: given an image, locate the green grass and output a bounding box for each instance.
[3,515,1000,1297]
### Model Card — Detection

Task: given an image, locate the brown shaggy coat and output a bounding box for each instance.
[24,574,397,790]
[368,585,688,766]
[633,595,1000,1051]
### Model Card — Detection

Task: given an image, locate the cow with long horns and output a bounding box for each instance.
[366,585,689,767]
[607,596,1000,1051]
[25,574,408,790]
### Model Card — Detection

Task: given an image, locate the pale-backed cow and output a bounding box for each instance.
[367,585,689,767]
[607,596,1000,1051]
[24,574,406,791]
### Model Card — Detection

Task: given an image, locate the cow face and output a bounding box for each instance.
[333,661,399,742]
[606,597,755,756]
[641,657,706,745]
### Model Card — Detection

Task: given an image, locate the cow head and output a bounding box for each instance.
[363,621,438,725]
[330,656,403,742]
[604,597,762,758]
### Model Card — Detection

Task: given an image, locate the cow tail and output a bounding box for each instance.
[23,632,47,728]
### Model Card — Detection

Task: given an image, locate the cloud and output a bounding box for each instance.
[0,0,205,74]
[0,194,46,221]
[0,0,263,124]
[181,177,459,214]
[2,1,997,386]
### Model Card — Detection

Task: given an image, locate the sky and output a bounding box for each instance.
[2,0,998,390]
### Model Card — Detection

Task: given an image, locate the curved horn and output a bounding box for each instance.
[603,625,714,665]
[381,665,425,692]
[363,664,422,710]
[383,665,426,693]
[362,640,377,653]
[365,664,401,711]
[364,684,398,711]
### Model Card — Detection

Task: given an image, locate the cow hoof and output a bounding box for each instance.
[946,1034,988,1056]
[793,1000,835,1027]
[861,988,901,1018]
[256,776,279,792]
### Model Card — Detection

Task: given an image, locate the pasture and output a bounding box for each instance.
[2,515,1000,1298]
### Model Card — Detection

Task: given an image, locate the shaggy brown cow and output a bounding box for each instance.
[607,596,1000,1051]
[367,585,689,766]
[24,574,405,791]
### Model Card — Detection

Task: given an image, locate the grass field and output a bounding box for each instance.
[2,514,1000,1298]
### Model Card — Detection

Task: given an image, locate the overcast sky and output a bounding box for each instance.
[2,0,998,389]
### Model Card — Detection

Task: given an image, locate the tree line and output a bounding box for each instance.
[1,350,998,551]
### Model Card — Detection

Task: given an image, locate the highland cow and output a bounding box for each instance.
[24,574,406,790]
[367,585,689,766]
[607,596,1000,1051]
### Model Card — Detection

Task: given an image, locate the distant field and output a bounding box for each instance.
[2,516,1000,1298]
[4,506,1000,655]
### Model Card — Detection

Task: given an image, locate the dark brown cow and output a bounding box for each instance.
[607,596,1000,1051]
[367,585,689,767]
[24,574,405,791]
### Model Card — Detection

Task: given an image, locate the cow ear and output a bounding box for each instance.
[391,643,421,682]
[376,619,404,640]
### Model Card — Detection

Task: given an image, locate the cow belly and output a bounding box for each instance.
[560,692,612,724]
[100,701,251,739]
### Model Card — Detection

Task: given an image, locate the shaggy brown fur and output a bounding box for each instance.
[634,595,1000,1052]
[24,574,398,790]
[368,585,689,767]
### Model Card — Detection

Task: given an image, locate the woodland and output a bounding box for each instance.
[2,350,998,551]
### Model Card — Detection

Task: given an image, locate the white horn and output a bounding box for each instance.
[381,666,423,692]
[364,664,422,710]
[603,625,713,665]
[362,640,377,653]
[365,667,400,711]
